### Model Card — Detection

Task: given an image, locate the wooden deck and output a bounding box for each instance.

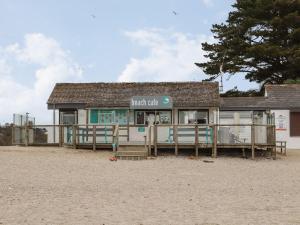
[16,123,277,159]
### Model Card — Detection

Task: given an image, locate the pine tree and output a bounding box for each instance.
[196,0,300,85]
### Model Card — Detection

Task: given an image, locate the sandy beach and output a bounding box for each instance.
[0,146,299,225]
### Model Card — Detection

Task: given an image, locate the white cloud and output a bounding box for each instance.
[118,28,213,82]
[0,33,82,123]
[201,0,214,7]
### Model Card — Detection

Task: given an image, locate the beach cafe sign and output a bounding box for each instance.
[130,96,173,109]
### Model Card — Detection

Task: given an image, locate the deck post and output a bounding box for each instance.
[212,125,217,158]
[126,111,130,142]
[61,125,64,146]
[154,124,158,156]
[144,135,147,152]
[24,114,29,146]
[59,125,62,147]
[148,126,152,156]
[174,125,178,156]
[93,125,96,151]
[251,124,255,160]
[195,125,199,157]
[273,125,276,160]
[72,125,77,149]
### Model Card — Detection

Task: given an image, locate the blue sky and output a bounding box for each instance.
[0,0,258,123]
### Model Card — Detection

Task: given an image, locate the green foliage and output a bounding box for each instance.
[284,79,300,84]
[197,0,300,85]
[221,88,262,97]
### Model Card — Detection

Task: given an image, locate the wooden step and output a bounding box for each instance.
[115,146,148,160]
[118,146,147,151]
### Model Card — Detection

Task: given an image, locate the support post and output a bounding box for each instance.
[251,124,255,160]
[59,112,63,147]
[59,125,62,147]
[174,125,178,156]
[144,135,147,152]
[61,125,64,146]
[148,126,152,156]
[25,113,29,146]
[273,125,276,160]
[72,125,77,149]
[154,124,158,157]
[75,111,79,144]
[86,109,89,142]
[195,125,199,157]
[53,106,56,144]
[93,125,96,151]
[212,125,217,158]
[127,111,130,142]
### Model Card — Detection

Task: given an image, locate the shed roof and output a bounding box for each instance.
[221,84,300,110]
[264,84,300,109]
[220,97,267,110]
[47,82,220,109]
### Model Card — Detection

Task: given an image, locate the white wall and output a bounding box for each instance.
[271,110,300,149]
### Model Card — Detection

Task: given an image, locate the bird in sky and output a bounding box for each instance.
[172,11,178,15]
[90,14,96,19]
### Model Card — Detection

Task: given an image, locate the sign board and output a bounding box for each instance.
[130,96,173,109]
[275,114,287,131]
[138,127,145,132]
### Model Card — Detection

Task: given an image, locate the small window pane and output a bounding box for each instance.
[62,114,75,125]
[115,110,128,125]
[179,110,208,124]
[157,111,171,124]
[136,111,145,125]
[90,109,98,123]
[145,111,155,125]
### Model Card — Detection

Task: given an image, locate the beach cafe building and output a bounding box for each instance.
[47,82,221,152]
[41,81,286,159]
[13,82,300,157]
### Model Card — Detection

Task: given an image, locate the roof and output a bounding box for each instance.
[264,84,300,109]
[220,97,267,110]
[47,82,220,109]
[221,84,300,110]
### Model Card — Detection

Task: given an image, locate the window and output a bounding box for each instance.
[290,112,300,136]
[90,109,128,125]
[61,113,75,125]
[156,111,171,124]
[90,109,98,123]
[135,111,145,125]
[179,110,208,124]
[135,110,172,125]
[115,110,128,125]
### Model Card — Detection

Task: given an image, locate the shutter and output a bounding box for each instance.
[290,112,300,136]
[90,109,98,124]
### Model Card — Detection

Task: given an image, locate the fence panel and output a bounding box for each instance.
[0,126,13,146]
[218,125,252,144]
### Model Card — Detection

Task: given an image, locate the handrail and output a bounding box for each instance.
[11,123,276,128]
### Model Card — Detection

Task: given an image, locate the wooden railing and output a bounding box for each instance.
[11,123,277,159]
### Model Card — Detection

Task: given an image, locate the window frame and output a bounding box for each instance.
[178,109,209,125]
[89,109,128,125]
[134,110,172,125]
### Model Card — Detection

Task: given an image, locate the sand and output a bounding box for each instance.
[0,146,299,225]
